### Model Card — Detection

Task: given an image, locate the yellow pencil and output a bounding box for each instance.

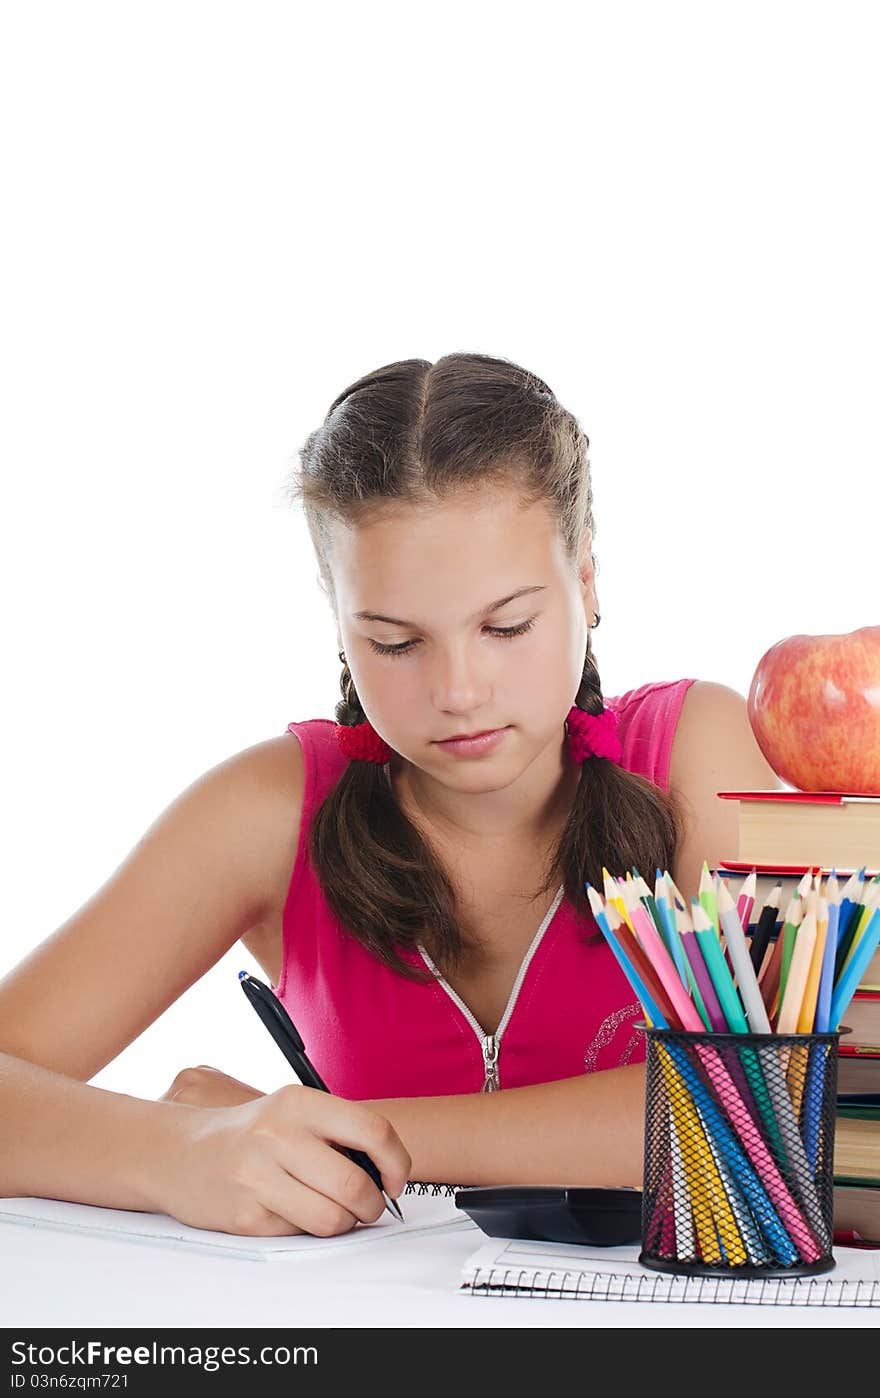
[796,895,827,1034]
[656,1046,732,1264]
[603,866,634,932]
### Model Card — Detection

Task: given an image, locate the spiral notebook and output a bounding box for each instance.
[458,1235,880,1307]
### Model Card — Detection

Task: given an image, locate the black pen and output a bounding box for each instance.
[237,971,404,1221]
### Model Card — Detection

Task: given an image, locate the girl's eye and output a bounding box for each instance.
[368,617,537,658]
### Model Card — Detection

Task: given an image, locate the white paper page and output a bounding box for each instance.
[460,1237,880,1305]
[0,1187,473,1263]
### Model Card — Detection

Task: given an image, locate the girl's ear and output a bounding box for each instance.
[576,533,598,615]
[576,527,593,570]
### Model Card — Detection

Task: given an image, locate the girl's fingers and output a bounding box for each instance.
[267,1130,389,1227]
[227,1169,359,1238]
[266,1086,411,1202]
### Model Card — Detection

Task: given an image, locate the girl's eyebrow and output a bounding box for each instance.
[353,585,547,628]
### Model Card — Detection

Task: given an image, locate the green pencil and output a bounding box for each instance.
[777,893,805,1010]
[699,861,719,937]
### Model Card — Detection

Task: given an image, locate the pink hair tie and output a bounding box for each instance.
[336,720,393,763]
[336,707,622,766]
[565,705,622,764]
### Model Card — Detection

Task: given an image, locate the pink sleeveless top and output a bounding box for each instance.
[274,678,697,1100]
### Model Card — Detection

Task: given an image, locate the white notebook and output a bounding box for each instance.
[0,1182,472,1262]
[459,1237,880,1307]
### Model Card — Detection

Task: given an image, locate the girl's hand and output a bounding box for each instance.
[160,1065,266,1108]
[150,1084,411,1237]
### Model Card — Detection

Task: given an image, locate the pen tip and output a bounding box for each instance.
[238,970,248,980]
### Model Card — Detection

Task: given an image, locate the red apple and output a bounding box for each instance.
[747,625,880,793]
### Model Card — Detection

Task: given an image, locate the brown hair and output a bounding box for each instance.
[285,352,685,981]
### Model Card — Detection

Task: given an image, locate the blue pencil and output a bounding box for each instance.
[830,905,880,1031]
[655,869,689,987]
[585,882,666,1028]
[834,869,868,978]
[814,899,840,1035]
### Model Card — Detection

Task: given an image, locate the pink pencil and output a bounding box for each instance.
[627,899,704,1031]
[736,868,757,934]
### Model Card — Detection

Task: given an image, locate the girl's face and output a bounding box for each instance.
[330,484,598,791]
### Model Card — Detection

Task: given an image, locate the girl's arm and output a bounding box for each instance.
[153,1061,644,1185]
[0,736,411,1232]
[665,680,785,903]
[370,1064,646,1187]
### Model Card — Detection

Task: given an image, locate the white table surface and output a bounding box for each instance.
[2,1215,877,1330]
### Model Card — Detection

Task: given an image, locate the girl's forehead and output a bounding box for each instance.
[328,499,576,622]
[327,489,561,564]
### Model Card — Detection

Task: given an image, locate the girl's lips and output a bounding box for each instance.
[434,727,509,757]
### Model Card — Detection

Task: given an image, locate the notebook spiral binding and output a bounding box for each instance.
[403,1181,463,1196]
[462,1268,880,1307]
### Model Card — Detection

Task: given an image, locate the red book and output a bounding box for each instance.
[717,791,880,804]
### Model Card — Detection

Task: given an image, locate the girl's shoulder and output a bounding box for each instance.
[283,718,349,816]
[607,676,698,716]
[606,677,699,791]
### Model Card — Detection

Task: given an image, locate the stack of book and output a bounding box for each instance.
[717,787,880,1245]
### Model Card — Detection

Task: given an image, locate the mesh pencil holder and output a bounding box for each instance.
[638,1025,842,1278]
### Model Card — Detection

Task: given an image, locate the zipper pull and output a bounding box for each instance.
[481,1033,500,1092]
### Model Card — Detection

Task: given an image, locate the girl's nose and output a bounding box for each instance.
[429,643,492,713]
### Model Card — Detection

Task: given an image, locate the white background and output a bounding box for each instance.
[1,2,877,1100]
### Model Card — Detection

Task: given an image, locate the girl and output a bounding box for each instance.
[0,352,781,1238]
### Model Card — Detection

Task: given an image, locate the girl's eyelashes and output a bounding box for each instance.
[368,617,537,659]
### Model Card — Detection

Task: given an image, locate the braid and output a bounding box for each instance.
[573,640,605,719]
[335,653,366,727]
[550,634,683,930]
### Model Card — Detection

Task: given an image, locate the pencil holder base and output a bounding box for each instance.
[639,1025,840,1278]
[638,1251,837,1279]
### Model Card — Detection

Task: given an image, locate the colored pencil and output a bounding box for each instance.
[680,926,726,1032]
[654,869,689,984]
[716,878,772,1034]
[699,861,719,936]
[735,867,757,934]
[834,868,869,977]
[814,892,840,1035]
[829,903,880,1032]
[749,881,783,974]
[839,880,880,976]
[672,897,712,1028]
[776,907,818,1035]
[766,894,805,1017]
[692,900,748,1033]
[633,867,667,949]
[627,893,705,1032]
[603,866,634,932]
[796,895,828,1034]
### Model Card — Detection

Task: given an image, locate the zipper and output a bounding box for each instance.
[481,1033,500,1092]
[418,883,565,1092]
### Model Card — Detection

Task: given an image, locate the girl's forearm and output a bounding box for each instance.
[0,1050,184,1209]
[370,1063,647,1187]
